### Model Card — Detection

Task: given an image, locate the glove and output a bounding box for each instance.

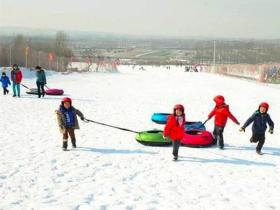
[236,122,240,126]
[80,116,85,121]
[269,129,273,134]
[239,127,245,132]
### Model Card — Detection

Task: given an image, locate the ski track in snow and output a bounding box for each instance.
[0,65,280,210]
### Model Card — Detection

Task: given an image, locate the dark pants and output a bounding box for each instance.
[36,81,45,98]
[62,128,76,148]
[172,140,181,157]
[213,125,224,148]
[3,87,9,95]
[250,133,265,152]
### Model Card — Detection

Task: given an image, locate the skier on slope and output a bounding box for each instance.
[56,97,85,151]
[207,95,240,149]
[240,102,274,155]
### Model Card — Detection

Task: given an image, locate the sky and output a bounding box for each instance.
[1,0,280,39]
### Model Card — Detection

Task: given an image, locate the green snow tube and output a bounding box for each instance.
[135,130,172,146]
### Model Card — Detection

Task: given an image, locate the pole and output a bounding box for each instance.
[38,51,41,66]
[213,40,216,72]
[9,45,12,66]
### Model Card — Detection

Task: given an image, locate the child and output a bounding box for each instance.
[163,104,186,161]
[240,102,274,155]
[0,72,11,95]
[56,97,85,151]
[208,95,240,149]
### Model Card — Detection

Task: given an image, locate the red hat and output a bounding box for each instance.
[259,102,269,110]
[173,104,184,112]
[214,95,225,106]
[61,97,72,105]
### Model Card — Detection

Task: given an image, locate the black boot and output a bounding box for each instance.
[71,139,76,148]
[62,141,68,151]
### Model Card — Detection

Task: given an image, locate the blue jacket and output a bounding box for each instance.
[243,111,274,134]
[59,106,76,128]
[0,75,11,88]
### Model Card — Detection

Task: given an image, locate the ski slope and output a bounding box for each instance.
[0,65,279,210]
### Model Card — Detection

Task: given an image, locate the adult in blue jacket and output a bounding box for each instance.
[0,72,11,95]
[240,102,274,154]
[35,66,47,98]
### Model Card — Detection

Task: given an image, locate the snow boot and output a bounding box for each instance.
[256,150,263,155]
[71,139,76,148]
[173,156,178,161]
[62,141,68,151]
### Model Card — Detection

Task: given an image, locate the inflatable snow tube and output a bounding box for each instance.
[45,89,64,95]
[181,130,214,147]
[135,130,172,146]
[151,113,206,131]
[26,88,39,95]
[151,113,170,124]
[185,121,206,131]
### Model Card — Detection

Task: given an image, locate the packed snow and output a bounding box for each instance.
[0,65,279,210]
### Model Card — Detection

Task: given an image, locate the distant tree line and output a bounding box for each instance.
[0,31,72,71]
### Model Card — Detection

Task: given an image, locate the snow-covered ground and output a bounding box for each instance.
[0,65,279,210]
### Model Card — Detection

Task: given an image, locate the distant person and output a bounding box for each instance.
[163,104,186,161]
[10,64,22,97]
[56,98,85,151]
[240,102,274,155]
[208,95,240,149]
[0,72,11,95]
[35,66,47,98]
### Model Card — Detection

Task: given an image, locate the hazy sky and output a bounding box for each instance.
[1,0,280,38]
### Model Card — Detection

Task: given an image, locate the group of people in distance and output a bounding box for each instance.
[0,64,47,98]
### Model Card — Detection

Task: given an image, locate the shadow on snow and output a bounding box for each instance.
[75,147,157,155]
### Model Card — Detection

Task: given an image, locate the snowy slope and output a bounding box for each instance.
[0,65,280,210]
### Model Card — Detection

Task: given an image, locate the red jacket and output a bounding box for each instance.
[11,70,23,83]
[208,104,239,127]
[163,115,185,141]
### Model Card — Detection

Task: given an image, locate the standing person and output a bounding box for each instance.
[35,66,47,98]
[163,104,186,161]
[10,64,22,97]
[240,102,274,155]
[56,98,85,151]
[208,95,240,149]
[0,72,11,95]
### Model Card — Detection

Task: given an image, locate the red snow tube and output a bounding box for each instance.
[181,130,214,147]
[45,89,64,95]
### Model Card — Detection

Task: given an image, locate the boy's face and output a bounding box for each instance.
[260,106,267,113]
[63,102,71,109]
[175,109,183,116]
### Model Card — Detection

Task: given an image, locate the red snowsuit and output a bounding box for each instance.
[208,104,239,127]
[163,115,185,141]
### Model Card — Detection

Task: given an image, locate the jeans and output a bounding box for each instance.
[12,82,20,96]
[36,81,45,98]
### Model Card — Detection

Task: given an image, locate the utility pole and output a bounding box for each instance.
[38,51,41,66]
[9,45,12,66]
[25,47,29,68]
[213,40,216,72]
